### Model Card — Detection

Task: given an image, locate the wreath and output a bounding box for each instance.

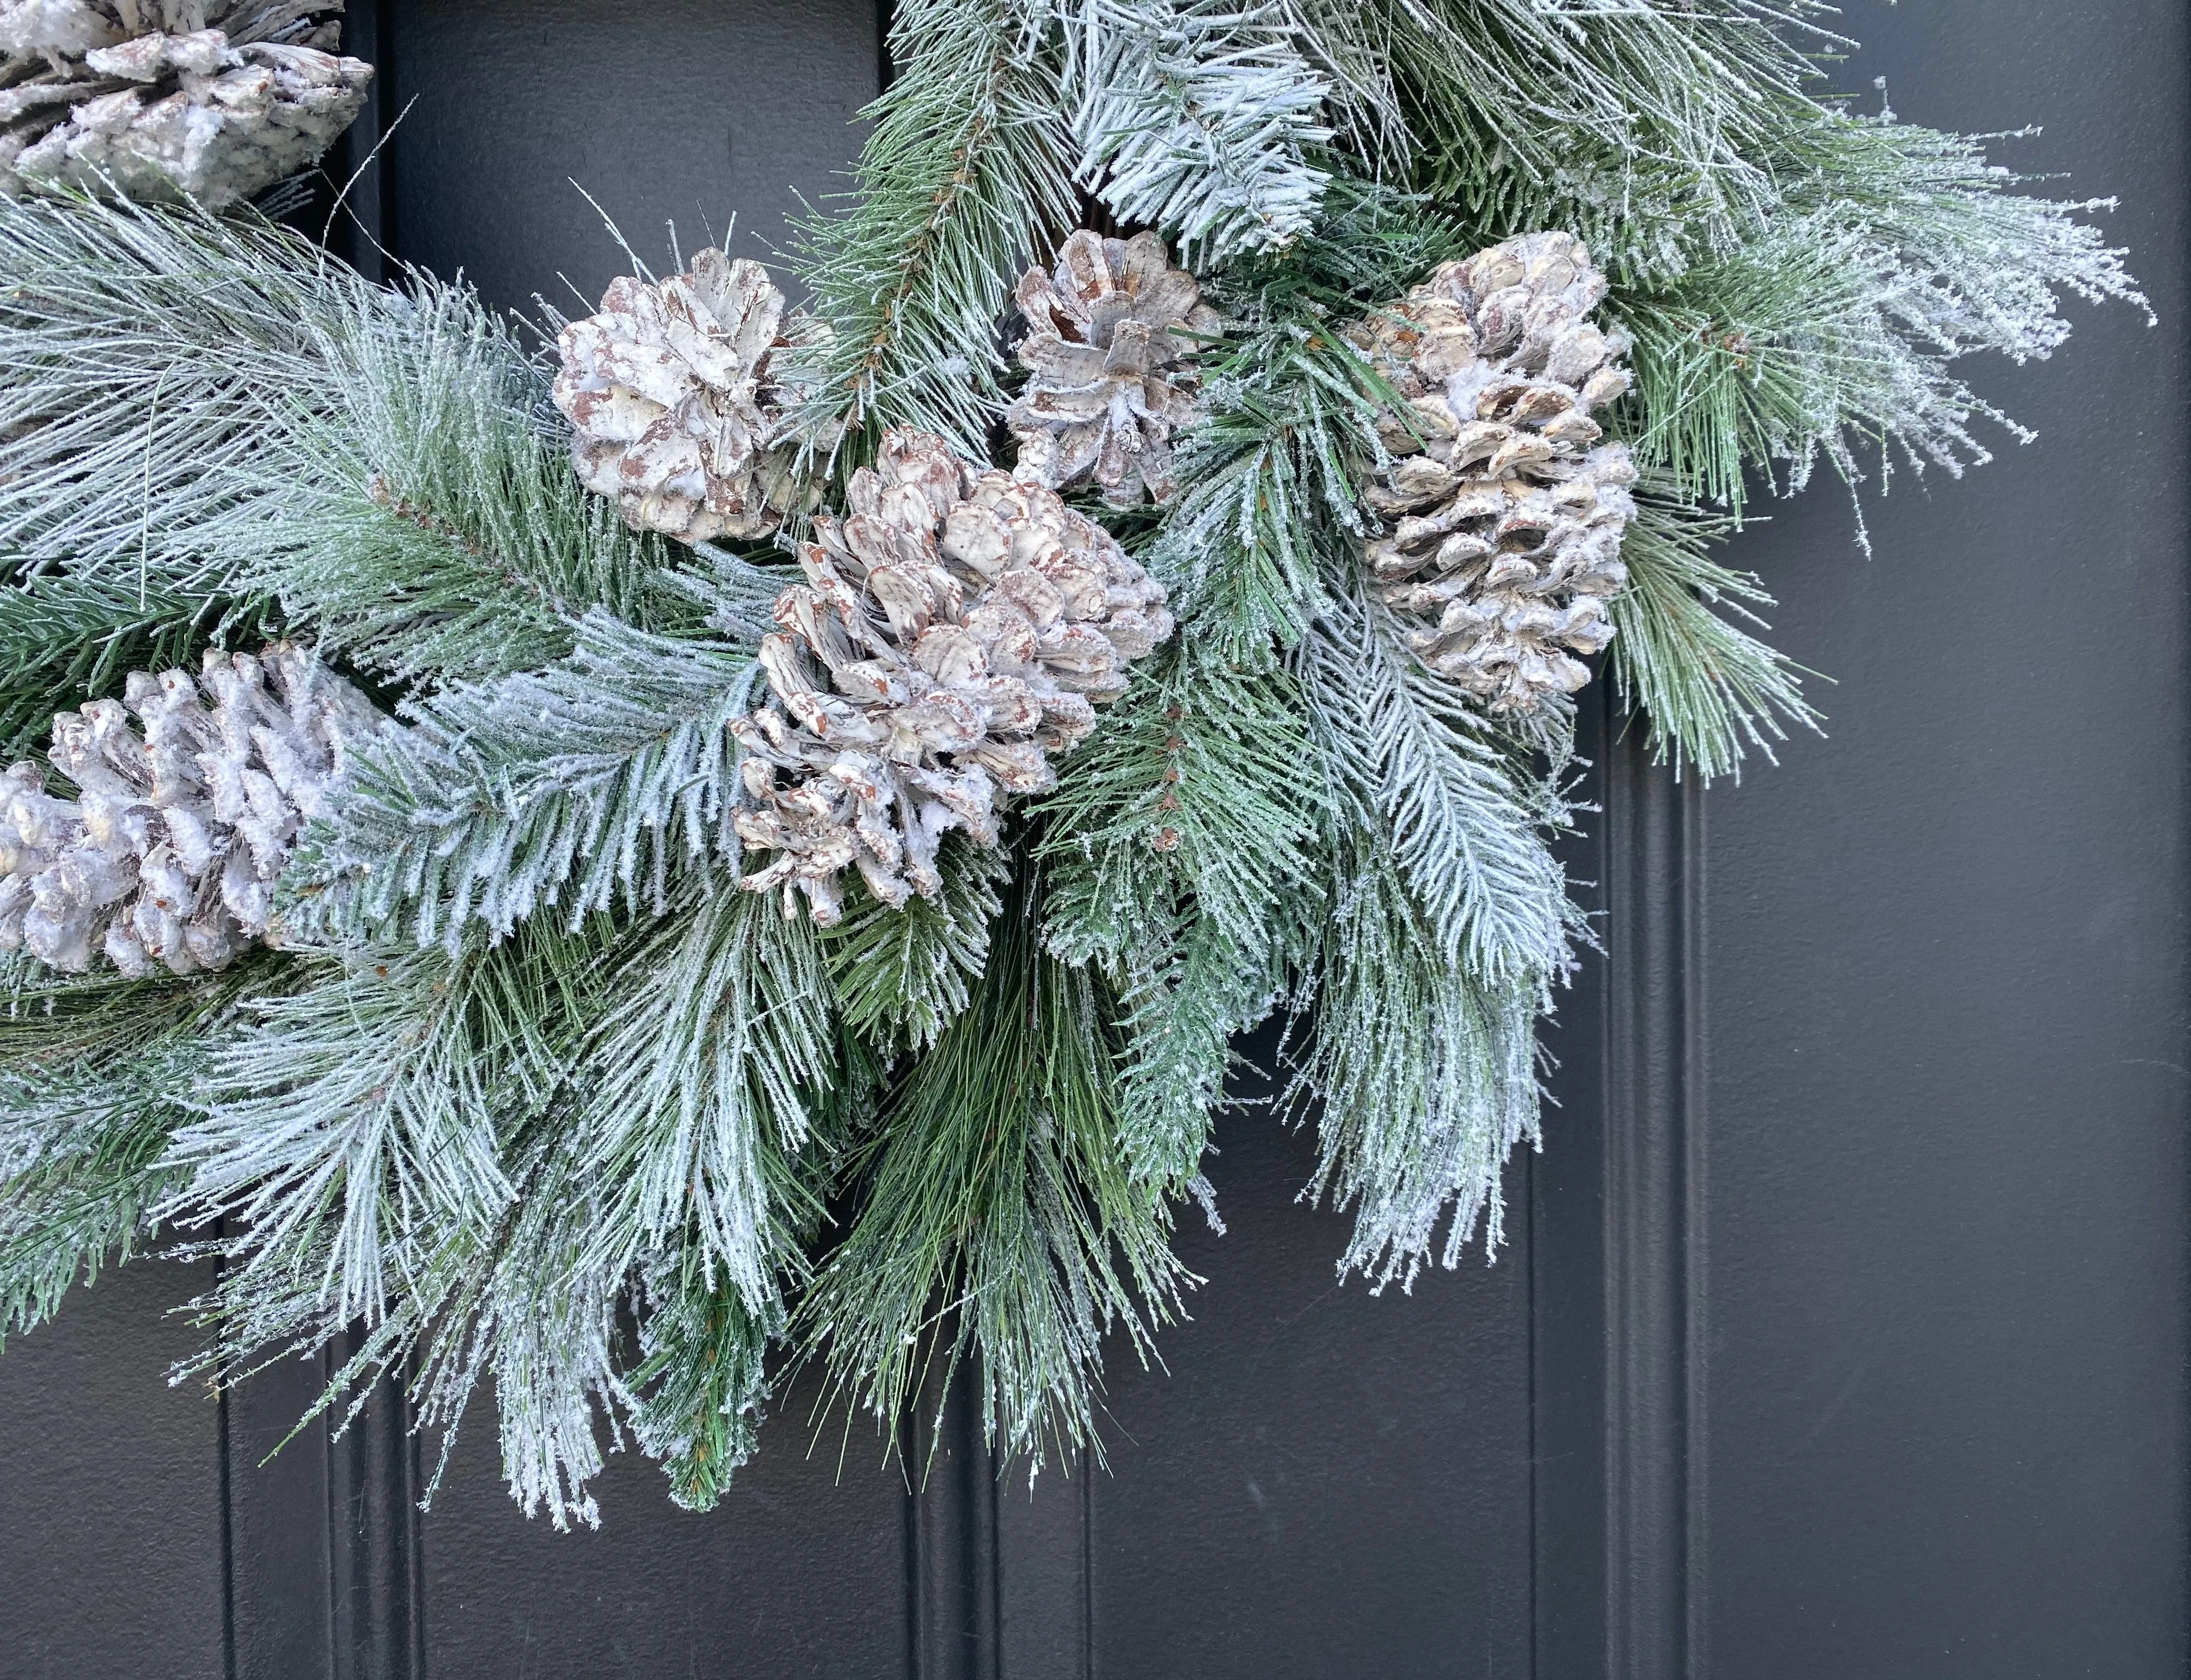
[0,0,2145,1525]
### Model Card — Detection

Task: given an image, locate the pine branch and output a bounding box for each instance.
[1105,899,1287,1188]
[803,871,1188,1469]
[220,281,680,685]
[0,190,353,589]
[1382,0,1841,259]
[160,930,593,1326]
[1615,110,2149,524]
[630,1249,776,1513]
[1061,0,1335,265]
[0,1057,190,1345]
[572,885,835,1320]
[784,0,1078,459]
[1037,647,1316,1181]
[0,566,264,760]
[821,830,1010,1058]
[292,611,759,949]
[0,956,284,1342]
[1292,828,1543,1292]
[1294,589,1580,988]
[1153,178,1476,657]
[1609,494,1819,780]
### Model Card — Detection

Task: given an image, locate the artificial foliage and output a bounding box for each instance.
[0,1,2149,1526]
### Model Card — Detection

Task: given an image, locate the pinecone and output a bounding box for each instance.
[0,642,384,976]
[1351,232,1638,712]
[1007,230,1220,509]
[553,248,824,546]
[732,427,1172,924]
[0,3,372,210]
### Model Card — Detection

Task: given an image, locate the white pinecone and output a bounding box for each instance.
[1352,232,1638,713]
[0,642,384,976]
[553,248,822,546]
[732,427,1173,924]
[1007,230,1220,509]
[0,3,372,211]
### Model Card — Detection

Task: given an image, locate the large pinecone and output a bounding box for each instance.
[0,642,384,975]
[1352,232,1637,713]
[1007,230,1220,509]
[0,3,372,210]
[553,249,820,546]
[732,428,1172,924]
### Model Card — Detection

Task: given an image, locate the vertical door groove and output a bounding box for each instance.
[1602,722,1707,1680]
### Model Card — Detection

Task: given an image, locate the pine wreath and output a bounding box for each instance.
[0,1,2147,1524]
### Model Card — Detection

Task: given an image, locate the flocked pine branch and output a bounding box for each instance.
[0,190,353,588]
[630,1247,777,1513]
[293,611,759,950]
[1610,494,1820,780]
[1060,0,1335,265]
[1039,647,1317,1182]
[0,955,281,1343]
[1151,177,1476,656]
[785,0,1077,458]
[1380,0,1842,264]
[0,1055,196,1344]
[821,831,1010,1058]
[219,275,680,685]
[1292,828,1544,1291]
[158,939,543,1327]
[1615,107,2150,523]
[0,566,265,760]
[1295,591,1580,989]
[804,872,1188,1470]
[572,885,834,1321]
[167,920,638,1529]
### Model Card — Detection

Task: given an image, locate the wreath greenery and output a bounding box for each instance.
[0,0,2145,1524]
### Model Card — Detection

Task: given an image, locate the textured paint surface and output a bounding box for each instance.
[417,1366,913,1679]
[0,1260,227,1680]
[385,0,879,316]
[1690,3,2191,1674]
[1090,1076,1535,1678]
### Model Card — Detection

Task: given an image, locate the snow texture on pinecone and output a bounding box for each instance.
[0,2,371,210]
[1352,232,1638,713]
[553,248,821,546]
[1008,229,1220,509]
[733,427,1172,924]
[0,642,384,976]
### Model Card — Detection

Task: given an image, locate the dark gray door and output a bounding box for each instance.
[1,3,2183,1677]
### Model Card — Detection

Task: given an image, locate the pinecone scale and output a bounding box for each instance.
[553,247,821,545]
[1008,230,1219,508]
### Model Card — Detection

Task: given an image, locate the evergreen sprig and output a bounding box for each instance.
[1062,0,1335,264]
[1609,495,1818,780]
[785,0,1078,459]
[804,873,1189,1468]
[295,611,760,948]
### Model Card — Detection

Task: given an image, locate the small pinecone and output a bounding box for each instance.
[0,642,384,976]
[0,3,373,210]
[1007,229,1220,508]
[1351,232,1637,712]
[732,427,1172,924]
[553,248,821,546]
